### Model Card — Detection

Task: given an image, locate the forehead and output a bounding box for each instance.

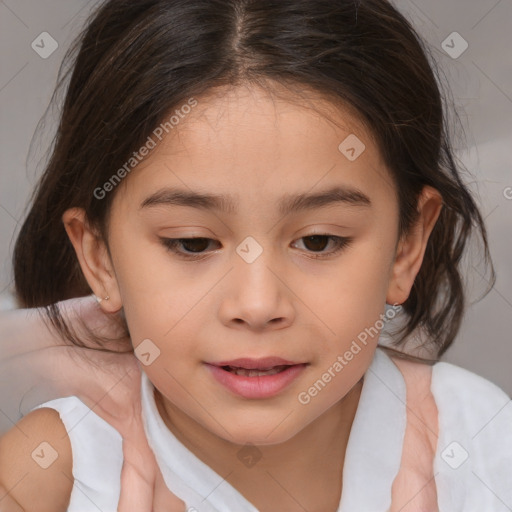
[115,83,395,214]
[155,83,371,162]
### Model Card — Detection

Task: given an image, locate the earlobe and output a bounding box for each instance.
[62,208,122,313]
[386,186,443,305]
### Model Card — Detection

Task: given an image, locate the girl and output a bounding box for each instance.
[1,0,511,511]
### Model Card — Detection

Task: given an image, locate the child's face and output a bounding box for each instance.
[103,84,404,444]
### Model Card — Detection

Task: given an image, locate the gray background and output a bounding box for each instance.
[1,1,511,394]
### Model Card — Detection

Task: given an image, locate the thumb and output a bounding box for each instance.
[117,458,154,512]
[153,466,187,512]
[0,486,24,512]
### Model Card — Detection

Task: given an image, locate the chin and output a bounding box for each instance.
[212,414,306,447]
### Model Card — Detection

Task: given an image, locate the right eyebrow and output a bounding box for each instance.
[139,185,372,216]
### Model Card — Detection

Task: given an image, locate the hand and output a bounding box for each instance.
[0,485,24,512]
[81,353,186,512]
[0,295,185,512]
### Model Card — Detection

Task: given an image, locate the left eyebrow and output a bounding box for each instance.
[139,185,372,215]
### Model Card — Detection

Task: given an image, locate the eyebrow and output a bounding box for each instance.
[139,185,371,216]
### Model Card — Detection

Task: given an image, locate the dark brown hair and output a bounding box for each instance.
[13,0,494,358]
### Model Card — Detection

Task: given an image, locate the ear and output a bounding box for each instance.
[386,186,443,305]
[62,207,122,314]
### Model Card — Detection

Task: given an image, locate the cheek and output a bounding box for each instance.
[110,210,395,354]
[109,226,201,330]
[308,247,394,353]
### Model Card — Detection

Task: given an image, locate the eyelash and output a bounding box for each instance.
[159,234,353,261]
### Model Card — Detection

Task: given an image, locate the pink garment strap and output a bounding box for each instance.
[388,356,439,512]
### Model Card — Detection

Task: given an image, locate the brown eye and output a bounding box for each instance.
[302,235,330,252]
[159,237,220,259]
[178,238,211,253]
[159,234,352,261]
[292,235,353,259]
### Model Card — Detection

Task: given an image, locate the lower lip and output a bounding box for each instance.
[205,364,307,399]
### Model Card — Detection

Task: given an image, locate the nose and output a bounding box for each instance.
[218,251,296,332]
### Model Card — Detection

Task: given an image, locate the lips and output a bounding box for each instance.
[222,365,289,377]
[205,357,307,399]
[211,357,300,370]
[212,357,299,377]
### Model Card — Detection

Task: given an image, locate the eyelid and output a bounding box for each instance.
[158,233,353,261]
[291,234,353,259]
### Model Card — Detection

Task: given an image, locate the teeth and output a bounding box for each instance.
[228,365,287,377]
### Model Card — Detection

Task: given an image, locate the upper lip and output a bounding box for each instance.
[207,357,304,370]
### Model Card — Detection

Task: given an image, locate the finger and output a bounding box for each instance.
[118,459,154,512]
[117,408,157,512]
[153,466,186,512]
[60,295,130,348]
[0,486,24,512]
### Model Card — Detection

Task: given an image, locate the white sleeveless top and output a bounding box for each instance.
[32,347,512,512]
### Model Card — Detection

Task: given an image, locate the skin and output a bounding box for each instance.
[0,297,183,511]
[3,82,442,511]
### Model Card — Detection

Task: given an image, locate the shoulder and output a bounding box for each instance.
[431,360,511,415]
[430,360,512,448]
[387,352,512,442]
[0,407,73,512]
[430,361,512,508]
[389,353,512,507]
[388,350,511,416]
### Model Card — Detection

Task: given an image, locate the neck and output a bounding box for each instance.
[155,377,363,511]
